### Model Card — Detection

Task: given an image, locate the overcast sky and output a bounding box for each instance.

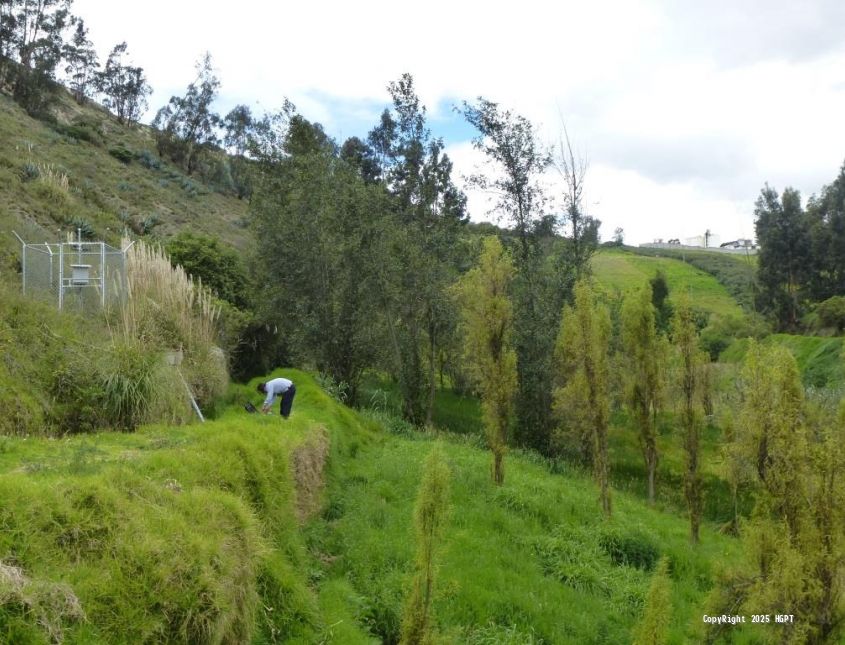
[73,0,845,245]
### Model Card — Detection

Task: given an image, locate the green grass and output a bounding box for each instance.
[628,246,757,312]
[0,370,369,643]
[721,333,845,388]
[0,368,797,643]
[592,248,745,319]
[307,423,752,644]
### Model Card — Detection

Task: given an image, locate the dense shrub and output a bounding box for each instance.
[108,145,133,164]
[700,312,770,361]
[19,161,39,181]
[599,528,660,571]
[136,149,161,170]
[815,296,845,333]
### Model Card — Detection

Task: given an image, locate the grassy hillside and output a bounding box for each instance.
[0,89,249,272]
[629,246,757,311]
[592,248,745,319]
[721,334,845,388]
[0,370,770,643]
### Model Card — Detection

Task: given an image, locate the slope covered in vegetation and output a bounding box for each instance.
[592,247,745,318]
[0,89,249,272]
[0,370,762,644]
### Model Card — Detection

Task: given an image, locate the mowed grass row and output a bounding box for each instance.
[592,248,745,318]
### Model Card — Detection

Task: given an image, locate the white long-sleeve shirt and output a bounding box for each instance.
[263,377,293,407]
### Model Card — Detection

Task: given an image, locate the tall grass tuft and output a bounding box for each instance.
[631,557,672,645]
[117,239,227,414]
[400,444,450,645]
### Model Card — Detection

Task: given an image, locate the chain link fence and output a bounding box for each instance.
[16,234,129,314]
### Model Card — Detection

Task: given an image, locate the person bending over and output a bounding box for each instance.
[257,377,296,418]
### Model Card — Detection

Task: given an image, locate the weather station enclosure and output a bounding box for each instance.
[14,230,133,313]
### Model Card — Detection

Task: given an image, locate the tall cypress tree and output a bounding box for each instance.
[621,283,666,504]
[554,279,612,516]
[454,236,517,484]
[754,185,811,330]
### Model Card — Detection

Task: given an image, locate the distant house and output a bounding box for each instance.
[719,239,756,250]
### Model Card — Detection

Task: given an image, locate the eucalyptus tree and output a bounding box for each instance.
[152,52,221,174]
[1,0,72,114]
[97,42,151,125]
[369,74,467,425]
[754,184,811,330]
[250,116,388,401]
[61,19,97,103]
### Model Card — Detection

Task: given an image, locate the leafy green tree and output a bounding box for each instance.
[2,0,71,115]
[400,445,450,645]
[463,98,564,455]
[97,42,151,125]
[152,52,220,174]
[62,18,97,103]
[672,293,704,543]
[250,118,389,400]
[165,232,249,309]
[631,557,671,645]
[649,270,672,334]
[621,283,666,504]
[454,236,517,485]
[754,184,811,330]
[554,279,612,516]
[221,104,257,198]
[371,74,466,425]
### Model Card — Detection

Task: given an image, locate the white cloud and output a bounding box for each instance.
[71,0,845,244]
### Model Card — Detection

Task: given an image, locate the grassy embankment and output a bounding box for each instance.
[0,369,761,643]
[721,334,845,389]
[0,370,370,643]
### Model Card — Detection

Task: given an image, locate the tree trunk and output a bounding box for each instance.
[425,318,436,427]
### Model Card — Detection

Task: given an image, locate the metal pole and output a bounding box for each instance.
[101,242,106,307]
[58,243,64,310]
[13,232,26,294]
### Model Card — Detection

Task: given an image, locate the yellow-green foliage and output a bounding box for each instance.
[671,293,704,543]
[631,557,671,645]
[400,444,451,645]
[0,370,328,643]
[121,239,227,408]
[555,278,612,516]
[739,341,807,532]
[621,283,667,504]
[453,236,516,484]
[706,344,845,643]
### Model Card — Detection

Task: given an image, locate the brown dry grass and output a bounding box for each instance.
[291,426,330,523]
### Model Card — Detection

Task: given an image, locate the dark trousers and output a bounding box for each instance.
[280,384,296,418]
